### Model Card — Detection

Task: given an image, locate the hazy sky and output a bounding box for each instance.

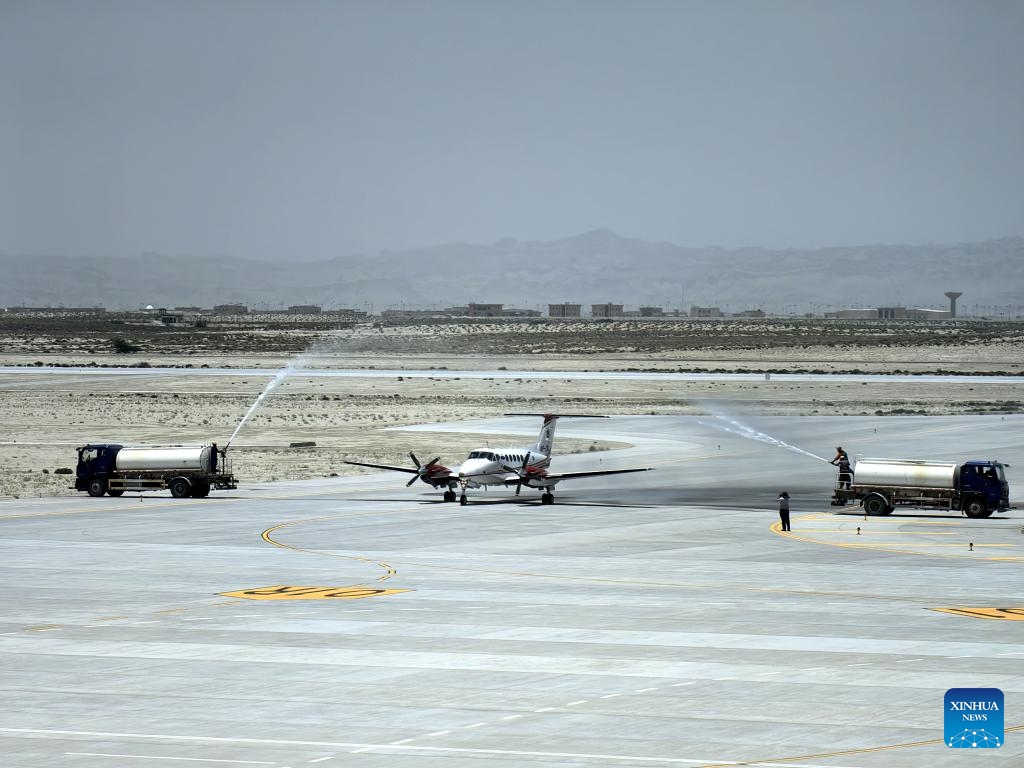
[2,0,1022,261]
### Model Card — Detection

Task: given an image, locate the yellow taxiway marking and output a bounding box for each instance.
[261,520,398,585]
[785,529,959,535]
[262,507,962,605]
[696,723,1024,768]
[772,514,1023,562]
[931,607,1024,621]
[221,585,410,601]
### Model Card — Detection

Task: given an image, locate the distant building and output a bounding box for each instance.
[287,304,322,314]
[689,305,723,318]
[174,306,202,313]
[827,308,877,319]
[639,306,665,317]
[501,307,542,317]
[467,303,503,317]
[548,303,581,318]
[733,309,766,318]
[826,307,951,320]
[905,308,951,320]
[591,303,624,318]
[876,306,907,320]
[213,303,248,314]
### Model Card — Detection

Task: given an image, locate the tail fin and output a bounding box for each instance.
[535,414,558,456]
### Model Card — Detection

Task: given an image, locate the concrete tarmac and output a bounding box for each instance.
[1,415,1023,767]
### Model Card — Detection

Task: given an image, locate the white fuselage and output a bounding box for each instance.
[457,448,550,488]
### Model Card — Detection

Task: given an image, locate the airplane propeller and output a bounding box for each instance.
[501,453,532,496]
[408,452,443,487]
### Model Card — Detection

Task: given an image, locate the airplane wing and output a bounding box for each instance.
[511,467,652,488]
[343,460,419,475]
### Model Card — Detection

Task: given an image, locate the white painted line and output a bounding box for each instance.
[846,663,870,667]
[9,729,873,768]
[895,659,923,663]
[799,667,825,671]
[635,688,658,693]
[713,677,736,681]
[567,700,588,706]
[426,730,451,737]
[464,722,488,729]
[307,757,333,764]
[131,621,159,626]
[534,707,556,713]
[755,672,782,676]
[947,655,974,658]
[499,715,523,721]
[996,652,1024,656]
[66,754,274,765]
[389,739,416,745]
[182,617,212,622]
[350,747,375,754]
[599,693,622,699]
[671,682,695,687]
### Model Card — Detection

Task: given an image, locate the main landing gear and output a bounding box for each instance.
[541,492,555,505]
[443,490,456,503]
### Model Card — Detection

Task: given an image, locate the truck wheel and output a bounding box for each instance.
[87,478,107,497]
[964,498,989,519]
[863,494,890,516]
[191,481,211,498]
[107,488,124,497]
[169,477,191,498]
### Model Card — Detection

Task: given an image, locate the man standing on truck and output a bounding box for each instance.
[831,447,852,490]
[210,442,218,473]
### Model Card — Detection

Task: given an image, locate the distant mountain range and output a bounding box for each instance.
[2,231,1022,313]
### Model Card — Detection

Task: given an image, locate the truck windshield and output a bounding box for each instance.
[80,448,98,462]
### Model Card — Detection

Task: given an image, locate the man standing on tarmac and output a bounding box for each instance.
[777,491,791,531]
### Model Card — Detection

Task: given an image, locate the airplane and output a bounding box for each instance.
[344,413,652,505]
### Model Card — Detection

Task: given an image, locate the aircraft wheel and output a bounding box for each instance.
[541,492,554,505]
[444,490,455,502]
[459,494,468,506]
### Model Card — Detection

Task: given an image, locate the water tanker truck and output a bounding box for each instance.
[831,457,1009,518]
[75,443,237,498]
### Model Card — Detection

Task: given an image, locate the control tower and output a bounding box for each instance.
[944,292,963,318]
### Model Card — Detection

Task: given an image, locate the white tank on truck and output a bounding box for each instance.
[851,459,957,489]
[74,442,237,499]
[114,446,214,472]
[832,457,1009,518]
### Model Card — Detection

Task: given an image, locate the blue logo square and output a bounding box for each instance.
[945,688,1003,748]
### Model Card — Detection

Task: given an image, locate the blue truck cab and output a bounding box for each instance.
[958,460,1010,516]
[76,443,123,496]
